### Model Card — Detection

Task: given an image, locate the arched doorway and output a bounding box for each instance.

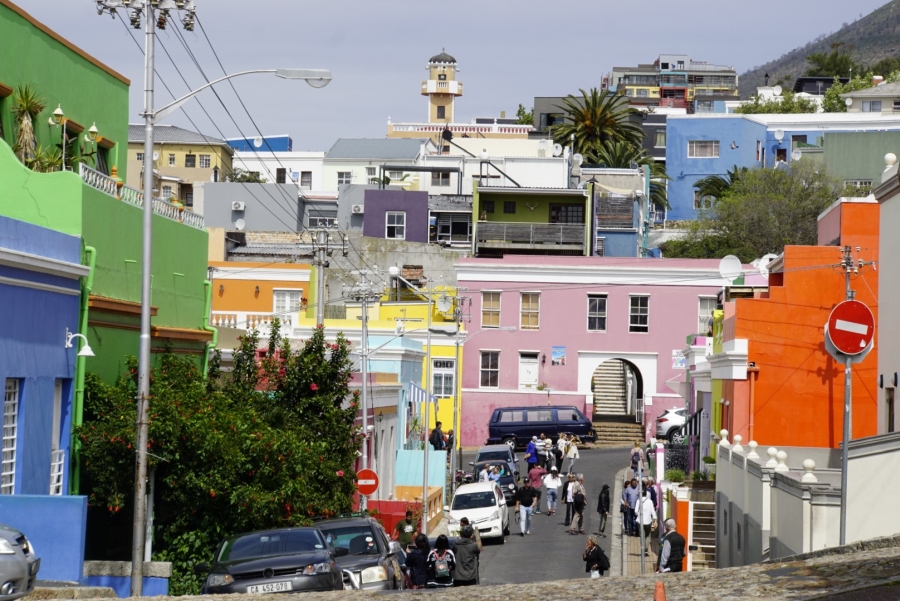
[591,359,643,418]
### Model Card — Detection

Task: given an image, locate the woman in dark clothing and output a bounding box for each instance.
[405,534,430,589]
[583,535,609,577]
[597,484,611,537]
[425,534,456,588]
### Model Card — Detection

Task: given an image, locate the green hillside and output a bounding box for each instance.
[739,0,900,96]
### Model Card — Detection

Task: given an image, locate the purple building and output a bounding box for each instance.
[362,189,430,243]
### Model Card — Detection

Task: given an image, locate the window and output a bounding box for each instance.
[844,179,873,195]
[168,153,176,166]
[503,201,516,214]
[756,140,762,162]
[862,100,883,112]
[526,409,552,422]
[366,167,376,178]
[696,100,715,113]
[625,89,634,97]
[274,290,303,315]
[136,152,144,162]
[300,171,312,187]
[549,203,584,224]
[337,171,352,185]
[431,172,450,186]
[737,523,742,551]
[97,147,110,176]
[688,140,719,158]
[588,294,608,332]
[520,292,540,330]
[629,295,649,333]
[654,129,666,148]
[894,100,900,112]
[199,155,211,169]
[276,168,287,184]
[637,89,649,97]
[185,154,196,168]
[557,408,583,422]
[596,237,606,256]
[482,291,500,328]
[185,191,194,207]
[161,185,173,199]
[388,170,404,180]
[308,210,338,228]
[483,200,495,214]
[499,409,523,423]
[385,211,406,239]
[49,380,64,496]
[699,297,716,334]
[694,190,714,210]
[519,353,539,390]
[437,106,446,120]
[432,359,455,397]
[724,509,728,535]
[2,379,19,495]
[480,351,499,388]
[888,388,895,434]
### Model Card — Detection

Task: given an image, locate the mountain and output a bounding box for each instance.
[738,0,900,96]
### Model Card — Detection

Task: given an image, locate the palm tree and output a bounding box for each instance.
[11,84,46,164]
[594,141,671,210]
[552,88,643,161]
[693,165,748,202]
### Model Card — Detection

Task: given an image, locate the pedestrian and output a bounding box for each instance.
[555,433,567,469]
[635,488,657,556]
[543,466,562,515]
[646,477,658,508]
[630,440,644,479]
[478,464,490,483]
[568,474,586,535]
[452,525,480,586]
[624,478,640,536]
[596,483,610,537]
[528,463,547,514]
[458,517,482,551]
[514,477,539,536]
[446,429,455,449]
[583,535,610,578]
[537,433,550,469]
[565,436,580,473]
[562,472,575,526]
[430,422,445,451]
[524,436,539,472]
[426,534,456,588]
[405,534,429,589]
[657,519,686,573]
[392,510,418,549]
[488,465,501,482]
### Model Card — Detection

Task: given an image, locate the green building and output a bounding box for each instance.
[798,130,900,193]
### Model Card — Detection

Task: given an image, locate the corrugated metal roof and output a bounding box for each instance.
[326,138,424,160]
[230,245,315,256]
[129,124,229,147]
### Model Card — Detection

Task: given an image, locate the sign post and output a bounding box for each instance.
[356,468,379,498]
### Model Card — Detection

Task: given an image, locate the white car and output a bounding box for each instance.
[444,481,509,543]
[656,408,688,443]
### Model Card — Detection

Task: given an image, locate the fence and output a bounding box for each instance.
[665,445,690,473]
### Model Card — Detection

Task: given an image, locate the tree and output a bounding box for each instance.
[77,324,361,594]
[734,91,818,114]
[594,141,671,210]
[11,84,45,164]
[660,161,840,261]
[224,167,267,183]
[822,71,900,112]
[552,88,644,162]
[805,45,859,78]
[693,166,748,201]
[515,103,534,125]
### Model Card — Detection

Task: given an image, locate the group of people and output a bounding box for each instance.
[428,421,454,452]
[394,510,481,588]
[524,433,580,473]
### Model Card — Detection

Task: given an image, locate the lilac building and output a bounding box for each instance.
[362,189,430,243]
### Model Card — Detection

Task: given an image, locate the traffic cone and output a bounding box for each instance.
[653,581,667,601]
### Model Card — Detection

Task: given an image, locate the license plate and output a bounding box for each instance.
[247,581,293,594]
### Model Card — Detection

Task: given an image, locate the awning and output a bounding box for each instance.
[664,374,689,400]
[594,183,640,196]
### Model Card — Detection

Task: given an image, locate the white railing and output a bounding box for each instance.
[50,449,65,496]
[211,311,294,335]
[79,164,118,197]
[120,185,143,208]
[390,122,533,134]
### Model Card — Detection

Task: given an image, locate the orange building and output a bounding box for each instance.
[714,198,879,448]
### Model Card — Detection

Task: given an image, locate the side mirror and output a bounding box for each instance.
[333,546,350,558]
[443,505,450,512]
[389,541,403,556]
[193,562,210,575]
[468,461,474,466]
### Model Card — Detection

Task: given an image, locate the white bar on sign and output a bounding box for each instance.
[359,479,376,486]
[835,319,868,335]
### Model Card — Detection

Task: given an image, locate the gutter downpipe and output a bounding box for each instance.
[202,280,218,378]
[70,245,97,496]
[748,366,759,442]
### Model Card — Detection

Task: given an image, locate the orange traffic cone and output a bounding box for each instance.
[653,581,667,601]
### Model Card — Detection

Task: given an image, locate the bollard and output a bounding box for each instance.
[654,580,667,601]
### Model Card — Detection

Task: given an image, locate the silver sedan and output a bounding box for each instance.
[0,524,39,601]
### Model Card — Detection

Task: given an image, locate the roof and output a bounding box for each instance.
[841,81,900,98]
[429,50,457,64]
[128,124,230,147]
[326,138,424,160]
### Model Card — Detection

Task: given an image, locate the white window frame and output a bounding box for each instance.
[481,291,501,328]
[337,171,352,185]
[480,351,500,389]
[2,379,20,495]
[136,152,144,162]
[388,170,404,180]
[385,211,406,240]
[698,296,717,334]
[431,172,450,186]
[520,292,540,330]
[432,359,455,398]
[273,288,304,316]
[654,129,666,148]
[199,154,211,169]
[688,140,719,158]
[587,294,608,332]
[366,167,377,178]
[300,171,313,187]
[629,295,650,333]
[161,185,173,199]
[168,153,176,166]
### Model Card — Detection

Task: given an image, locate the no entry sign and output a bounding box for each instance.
[356,469,379,496]
[827,300,874,356]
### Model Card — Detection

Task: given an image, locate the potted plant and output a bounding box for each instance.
[702,455,716,476]
[685,470,716,490]
[664,468,685,484]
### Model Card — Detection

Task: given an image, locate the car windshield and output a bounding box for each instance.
[217,530,324,562]
[452,491,497,510]
[316,524,381,556]
[476,451,510,462]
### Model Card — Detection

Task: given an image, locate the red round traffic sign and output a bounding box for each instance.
[356,469,379,496]
[827,300,874,356]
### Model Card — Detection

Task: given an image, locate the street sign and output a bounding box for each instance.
[826,300,874,356]
[356,469,379,496]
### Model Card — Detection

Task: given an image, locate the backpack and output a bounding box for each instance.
[430,429,441,447]
[631,450,641,465]
[574,491,586,510]
[433,551,450,579]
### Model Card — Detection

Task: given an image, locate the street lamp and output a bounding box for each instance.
[49,104,67,170]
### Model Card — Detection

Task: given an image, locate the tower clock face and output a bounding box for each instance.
[439,74,446,81]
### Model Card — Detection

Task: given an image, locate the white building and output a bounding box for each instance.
[232,150,325,190]
[323,138,435,192]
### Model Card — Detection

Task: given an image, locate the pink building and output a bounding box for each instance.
[456,255,738,447]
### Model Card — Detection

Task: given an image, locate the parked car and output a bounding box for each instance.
[486,406,595,450]
[470,460,518,503]
[197,527,343,595]
[0,524,39,601]
[444,481,509,542]
[314,514,404,591]
[656,408,688,443]
[470,444,518,474]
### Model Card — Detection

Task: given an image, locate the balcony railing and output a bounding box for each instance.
[50,449,65,496]
[79,164,205,230]
[390,122,533,135]
[475,221,585,249]
[211,311,294,336]
[659,98,688,109]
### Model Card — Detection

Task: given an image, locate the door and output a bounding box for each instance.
[519,353,539,390]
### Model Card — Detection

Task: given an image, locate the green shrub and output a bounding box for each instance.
[702,456,716,464]
[689,470,709,481]
[665,469,685,483]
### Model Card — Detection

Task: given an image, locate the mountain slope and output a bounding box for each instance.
[739,0,900,96]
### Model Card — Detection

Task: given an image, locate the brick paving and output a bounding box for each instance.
[814,584,900,601]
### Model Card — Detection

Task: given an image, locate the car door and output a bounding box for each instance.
[494,484,508,527]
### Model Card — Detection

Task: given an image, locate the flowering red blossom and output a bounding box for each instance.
[336,470,344,477]
[310,383,318,391]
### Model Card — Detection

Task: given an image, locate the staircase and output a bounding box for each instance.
[592,361,628,415]
[592,419,644,448]
[690,501,717,570]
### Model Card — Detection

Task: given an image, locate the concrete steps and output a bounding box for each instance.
[592,361,627,415]
[691,505,717,571]
[593,420,644,448]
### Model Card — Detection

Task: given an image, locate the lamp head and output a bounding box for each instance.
[77,344,95,358]
[275,68,332,88]
[52,104,64,125]
[88,122,99,142]
[388,265,401,278]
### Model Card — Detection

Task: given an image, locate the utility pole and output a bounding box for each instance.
[315,230,328,326]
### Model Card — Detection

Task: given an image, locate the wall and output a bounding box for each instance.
[210,261,310,314]
[194,182,302,232]
[824,131,900,185]
[125,141,233,193]
[228,135,292,153]
[362,189,430,243]
[847,432,900,543]
[878,181,900,433]
[231,151,324,189]
[596,229,638,257]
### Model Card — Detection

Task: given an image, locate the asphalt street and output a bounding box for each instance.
[461,447,627,585]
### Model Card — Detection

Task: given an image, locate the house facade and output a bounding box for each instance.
[323,138,432,191]
[232,150,325,189]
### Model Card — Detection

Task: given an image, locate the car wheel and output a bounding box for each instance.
[503,437,517,452]
[668,428,686,444]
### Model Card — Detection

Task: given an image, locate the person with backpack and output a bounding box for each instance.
[630,441,644,479]
[426,534,456,588]
[583,535,610,578]
[568,473,587,535]
[597,483,610,537]
[634,487,658,556]
[524,436,539,472]
[451,525,480,586]
[430,422,445,451]
[405,534,430,589]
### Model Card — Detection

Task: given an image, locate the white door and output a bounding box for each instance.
[519,353,539,390]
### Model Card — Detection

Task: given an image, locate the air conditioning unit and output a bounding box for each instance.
[352,204,364,214]
[232,201,246,211]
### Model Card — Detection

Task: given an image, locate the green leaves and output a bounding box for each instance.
[552,88,644,160]
[734,90,818,114]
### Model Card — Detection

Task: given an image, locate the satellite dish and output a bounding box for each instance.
[253,136,263,148]
[774,129,785,141]
[845,98,853,107]
[572,153,584,167]
[791,149,803,161]
[152,151,159,161]
[234,218,245,231]
[772,85,783,97]
[552,143,563,157]
[718,254,743,282]
[436,295,452,313]
[758,253,778,276]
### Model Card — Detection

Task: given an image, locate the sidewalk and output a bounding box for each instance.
[614,466,659,577]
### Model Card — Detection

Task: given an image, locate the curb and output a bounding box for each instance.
[611,466,628,576]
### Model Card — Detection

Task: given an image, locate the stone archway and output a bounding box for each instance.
[591,359,644,418]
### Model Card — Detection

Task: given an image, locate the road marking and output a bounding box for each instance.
[835,319,868,335]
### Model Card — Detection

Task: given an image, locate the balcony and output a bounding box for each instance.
[211,311,294,338]
[389,122,533,136]
[421,80,463,95]
[659,98,687,109]
[79,164,204,230]
[474,221,586,256]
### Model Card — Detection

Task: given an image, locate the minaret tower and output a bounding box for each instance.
[422,49,462,124]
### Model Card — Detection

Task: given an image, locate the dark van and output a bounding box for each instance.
[486,406,595,450]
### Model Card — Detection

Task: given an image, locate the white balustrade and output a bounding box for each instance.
[79,164,118,197]
[120,185,143,207]
[50,449,65,496]
[211,311,294,336]
[766,447,779,468]
[801,459,817,483]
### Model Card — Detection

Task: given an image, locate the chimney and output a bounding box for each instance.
[500,110,506,119]
[873,75,885,86]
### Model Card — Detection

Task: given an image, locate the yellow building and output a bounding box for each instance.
[127,123,233,208]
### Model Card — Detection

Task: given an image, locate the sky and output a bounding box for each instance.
[16,0,889,151]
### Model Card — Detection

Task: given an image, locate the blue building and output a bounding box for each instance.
[665,113,900,221]
[226,134,293,153]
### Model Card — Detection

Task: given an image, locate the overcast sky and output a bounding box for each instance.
[18,0,887,150]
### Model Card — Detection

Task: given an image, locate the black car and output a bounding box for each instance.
[197,527,344,594]
[314,514,405,591]
[471,460,519,502]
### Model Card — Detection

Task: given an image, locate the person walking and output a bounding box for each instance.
[452,525,480,586]
[556,434,568,470]
[405,534,430,589]
[527,463,547,514]
[392,510,418,549]
[488,465,501,483]
[634,488,657,556]
[565,436,580,474]
[596,483,610,537]
[562,472,575,527]
[426,534,456,588]
[623,478,640,536]
[630,440,644,479]
[514,478,539,536]
[543,467,562,515]
[458,517,482,551]
[430,422,445,451]
[524,436,539,473]
[478,464,490,482]
[583,535,610,578]
[657,519,686,573]
[568,474,587,535]
[537,433,550,469]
